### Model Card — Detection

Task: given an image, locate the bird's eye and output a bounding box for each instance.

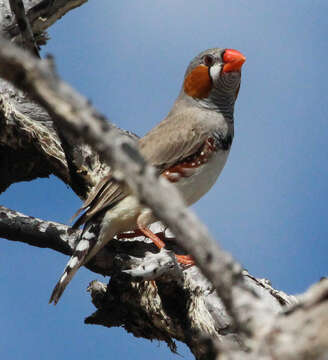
[203,55,214,67]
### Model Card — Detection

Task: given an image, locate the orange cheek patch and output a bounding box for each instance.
[184,65,212,99]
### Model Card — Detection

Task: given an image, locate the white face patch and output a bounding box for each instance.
[76,239,90,251]
[209,63,222,83]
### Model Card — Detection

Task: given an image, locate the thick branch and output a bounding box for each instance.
[0,82,70,192]
[0,205,78,254]
[0,205,297,358]
[0,80,118,196]
[0,0,108,196]
[2,179,326,359]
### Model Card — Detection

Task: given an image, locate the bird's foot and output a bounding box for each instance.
[175,254,195,266]
[137,225,195,266]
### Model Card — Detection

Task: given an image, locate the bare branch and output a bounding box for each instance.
[6,204,325,360]
[217,280,328,360]
[26,0,88,36]
[0,205,241,358]
[0,205,79,254]
[0,204,192,279]
[9,0,40,57]
[0,77,119,196]
[85,268,300,359]
[0,84,71,192]
[3,0,88,45]
[0,0,101,195]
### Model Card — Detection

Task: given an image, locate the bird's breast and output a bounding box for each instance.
[163,135,231,206]
[173,149,230,206]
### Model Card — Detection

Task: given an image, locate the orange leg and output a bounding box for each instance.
[175,254,194,265]
[138,225,166,249]
[138,225,195,266]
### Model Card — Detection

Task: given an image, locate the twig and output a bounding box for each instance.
[5,0,87,44]
[9,0,40,57]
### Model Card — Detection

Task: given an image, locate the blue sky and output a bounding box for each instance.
[1,1,328,359]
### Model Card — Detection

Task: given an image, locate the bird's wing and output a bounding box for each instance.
[139,109,210,170]
[73,110,210,227]
[72,175,128,228]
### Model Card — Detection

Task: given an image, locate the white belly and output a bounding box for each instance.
[98,149,229,243]
[102,195,142,234]
[175,149,230,206]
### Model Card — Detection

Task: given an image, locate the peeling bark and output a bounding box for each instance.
[0,205,298,359]
[0,0,102,197]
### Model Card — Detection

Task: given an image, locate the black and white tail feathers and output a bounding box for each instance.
[49,220,101,305]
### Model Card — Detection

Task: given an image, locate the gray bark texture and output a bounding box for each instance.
[0,1,327,359]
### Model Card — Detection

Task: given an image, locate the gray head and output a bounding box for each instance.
[178,48,246,117]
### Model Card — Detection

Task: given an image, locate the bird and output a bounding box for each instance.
[49,48,246,304]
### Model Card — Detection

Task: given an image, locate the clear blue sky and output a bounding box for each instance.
[1,1,328,359]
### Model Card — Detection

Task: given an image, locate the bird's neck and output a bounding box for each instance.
[173,89,236,121]
[198,89,236,120]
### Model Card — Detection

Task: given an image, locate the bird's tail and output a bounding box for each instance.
[49,220,101,305]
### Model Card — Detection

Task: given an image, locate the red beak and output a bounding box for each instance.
[222,49,246,73]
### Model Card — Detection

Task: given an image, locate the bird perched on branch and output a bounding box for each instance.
[50,47,246,304]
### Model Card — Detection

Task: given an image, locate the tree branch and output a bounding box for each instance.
[9,0,40,57]
[0,1,108,197]
[0,81,71,192]
[0,205,78,254]
[3,0,87,45]
[1,138,327,359]
[0,204,299,359]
